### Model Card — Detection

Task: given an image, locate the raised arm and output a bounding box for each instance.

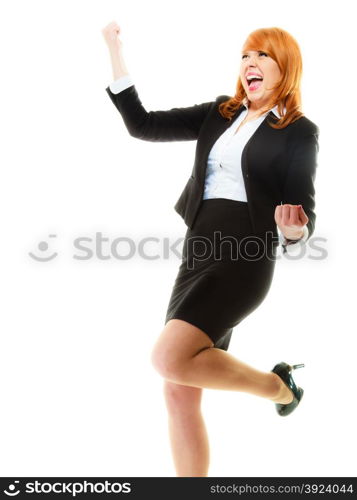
[102,21,130,80]
[102,21,214,142]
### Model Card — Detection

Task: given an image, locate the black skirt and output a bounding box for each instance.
[164,198,277,351]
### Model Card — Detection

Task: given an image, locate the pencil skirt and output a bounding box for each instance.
[164,198,277,351]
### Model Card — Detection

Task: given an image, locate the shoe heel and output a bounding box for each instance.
[291,363,305,370]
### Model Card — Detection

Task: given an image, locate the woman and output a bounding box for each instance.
[102,22,319,477]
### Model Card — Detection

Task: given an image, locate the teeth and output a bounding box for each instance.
[247,75,263,81]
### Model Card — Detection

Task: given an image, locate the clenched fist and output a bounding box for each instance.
[274,203,308,240]
[102,21,123,51]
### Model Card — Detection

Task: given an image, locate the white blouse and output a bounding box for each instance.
[108,76,309,252]
[202,102,280,201]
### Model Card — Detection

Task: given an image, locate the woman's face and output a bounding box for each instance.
[240,49,282,109]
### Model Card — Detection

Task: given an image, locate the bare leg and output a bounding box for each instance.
[152,320,293,404]
[163,380,209,477]
[181,347,292,401]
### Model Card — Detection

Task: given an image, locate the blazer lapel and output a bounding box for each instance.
[196,104,246,183]
[196,104,278,184]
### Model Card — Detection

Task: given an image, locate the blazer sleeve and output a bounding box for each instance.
[105,84,214,142]
[282,128,320,240]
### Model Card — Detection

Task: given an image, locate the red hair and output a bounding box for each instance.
[219,27,304,129]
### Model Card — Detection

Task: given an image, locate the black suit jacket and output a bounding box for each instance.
[106,84,319,249]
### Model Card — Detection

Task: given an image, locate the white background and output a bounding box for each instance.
[1,0,356,477]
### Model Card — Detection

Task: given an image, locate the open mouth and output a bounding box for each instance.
[246,77,263,91]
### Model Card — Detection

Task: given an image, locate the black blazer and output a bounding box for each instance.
[106,84,319,249]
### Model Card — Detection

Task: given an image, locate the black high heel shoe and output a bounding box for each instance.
[271,362,305,417]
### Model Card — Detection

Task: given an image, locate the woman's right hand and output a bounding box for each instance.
[102,21,123,52]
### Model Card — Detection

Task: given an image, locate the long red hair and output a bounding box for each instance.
[219,27,304,129]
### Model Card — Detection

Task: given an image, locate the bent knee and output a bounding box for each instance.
[151,319,213,379]
[150,343,184,380]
